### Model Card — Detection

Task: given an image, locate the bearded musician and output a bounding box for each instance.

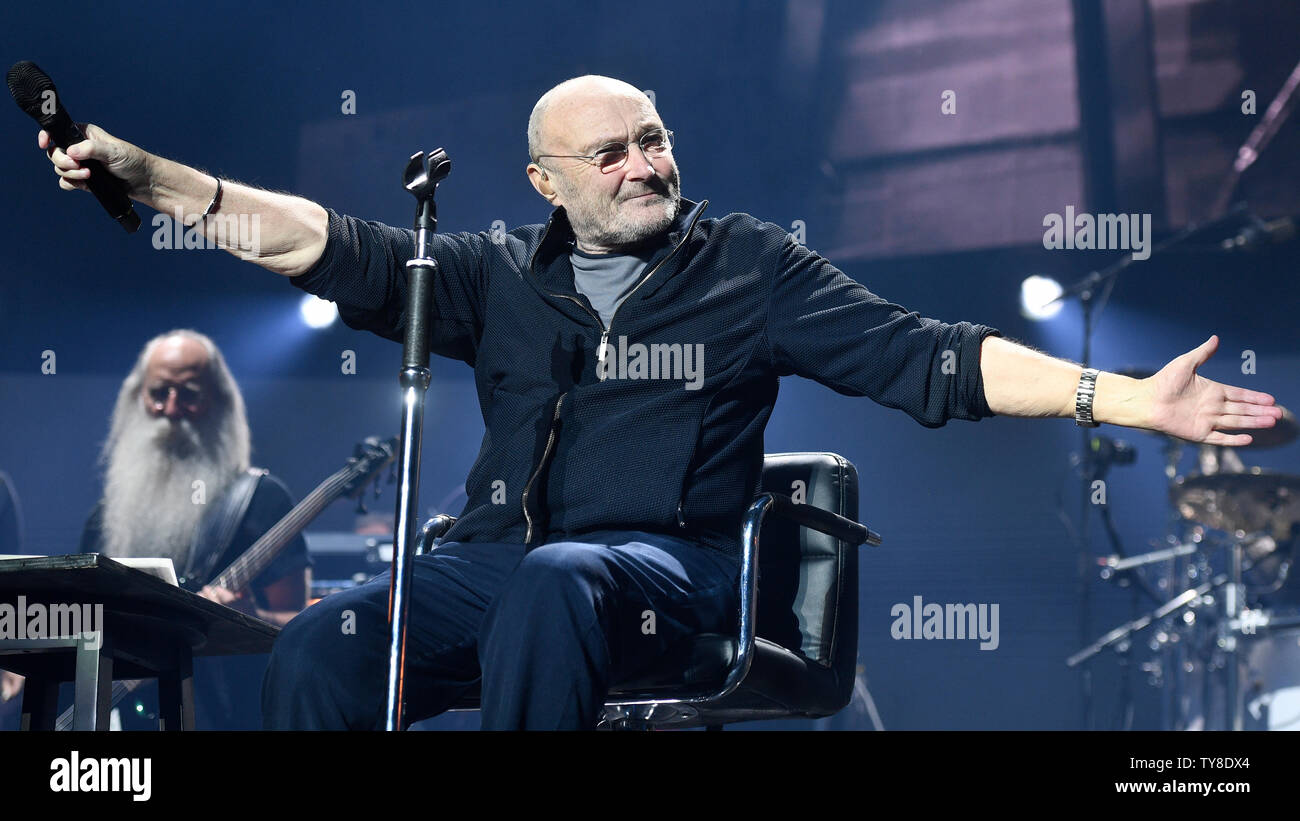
[76,329,311,729]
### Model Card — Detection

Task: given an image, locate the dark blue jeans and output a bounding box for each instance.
[262,531,739,730]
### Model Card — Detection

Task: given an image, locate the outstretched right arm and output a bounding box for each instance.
[39,124,327,277]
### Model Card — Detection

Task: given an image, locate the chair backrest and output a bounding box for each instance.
[757,452,860,693]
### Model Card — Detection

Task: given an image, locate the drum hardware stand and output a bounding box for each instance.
[1221,536,1248,729]
[1096,489,1165,730]
[1149,527,1297,730]
[1067,572,1226,669]
[1215,532,1300,729]
[1098,542,1196,577]
[384,148,452,731]
[1069,518,1232,730]
[1046,207,1265,729]
[1155,433,1193,730]
[1230,608,1300,635]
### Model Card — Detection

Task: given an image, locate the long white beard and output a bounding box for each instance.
[100,414,240,568]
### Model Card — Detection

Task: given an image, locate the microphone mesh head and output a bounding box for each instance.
[7,61,58,118]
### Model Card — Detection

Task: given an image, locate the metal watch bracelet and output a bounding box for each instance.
[1074,367,1101,428]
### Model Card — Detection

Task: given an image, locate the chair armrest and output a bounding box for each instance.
[598,487,881,709]
[758,492,882,547]
[416,514,458,555]
[712,492,880,703]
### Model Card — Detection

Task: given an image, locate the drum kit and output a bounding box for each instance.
[1067,375,1300,731]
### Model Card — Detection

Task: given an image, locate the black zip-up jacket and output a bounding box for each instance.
[290,197,1002,559]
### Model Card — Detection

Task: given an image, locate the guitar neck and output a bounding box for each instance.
[209,466,356,593]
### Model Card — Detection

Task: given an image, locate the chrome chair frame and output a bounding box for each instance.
[414,457,882,730]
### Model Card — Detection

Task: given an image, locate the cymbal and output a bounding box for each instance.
[1172,468,1300,538]
[1219,406,1298,450]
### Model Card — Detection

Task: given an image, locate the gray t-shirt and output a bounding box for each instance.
[570,246,656,328]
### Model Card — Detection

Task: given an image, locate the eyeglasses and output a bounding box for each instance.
[535,129,674,174]
[146,383,203,410]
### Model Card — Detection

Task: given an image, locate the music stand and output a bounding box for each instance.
[0,554,277,730]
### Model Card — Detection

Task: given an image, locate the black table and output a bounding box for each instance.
[0,554,278,730]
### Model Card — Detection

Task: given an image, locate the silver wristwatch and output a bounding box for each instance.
[1074,367,1101,428]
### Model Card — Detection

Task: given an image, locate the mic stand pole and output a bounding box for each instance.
[384,148,452,731]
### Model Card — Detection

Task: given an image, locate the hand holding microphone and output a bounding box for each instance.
[9,59,332,276]
[38,122,152,201]
[8,60,151,231]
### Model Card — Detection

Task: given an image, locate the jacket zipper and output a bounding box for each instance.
[595,251,664,379]
[522,393,566,544]
[519,203,707,541]
[547,240,683,378]
[531,203,707,378]
[595,205,706,379]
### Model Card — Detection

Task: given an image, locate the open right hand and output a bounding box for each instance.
[38,123,154,200]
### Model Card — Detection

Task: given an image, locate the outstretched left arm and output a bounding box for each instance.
[979,334,1282,445]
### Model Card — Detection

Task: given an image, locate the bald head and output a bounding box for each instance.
[524,75,681,253]
[527,75,657,162]
[149,333,209,365]
[147,334,210,377]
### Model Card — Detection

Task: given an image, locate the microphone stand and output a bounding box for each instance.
[1210,55,1300,218]
[384,148,452,731]
[1080,442,1159,730]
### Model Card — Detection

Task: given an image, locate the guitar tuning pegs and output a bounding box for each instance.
[356,496,368,516]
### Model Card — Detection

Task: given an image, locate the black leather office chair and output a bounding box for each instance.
[416,451,881,730]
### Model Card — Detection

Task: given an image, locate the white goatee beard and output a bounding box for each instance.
[562,163,682,250]
[100,412,241,568]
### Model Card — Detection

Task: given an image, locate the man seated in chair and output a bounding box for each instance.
[38,76,1282,729]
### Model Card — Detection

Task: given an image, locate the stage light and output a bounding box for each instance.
[1020,276,1064,321]
[299,294,338,329]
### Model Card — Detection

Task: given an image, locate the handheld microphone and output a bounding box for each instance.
[7,60,141,233]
